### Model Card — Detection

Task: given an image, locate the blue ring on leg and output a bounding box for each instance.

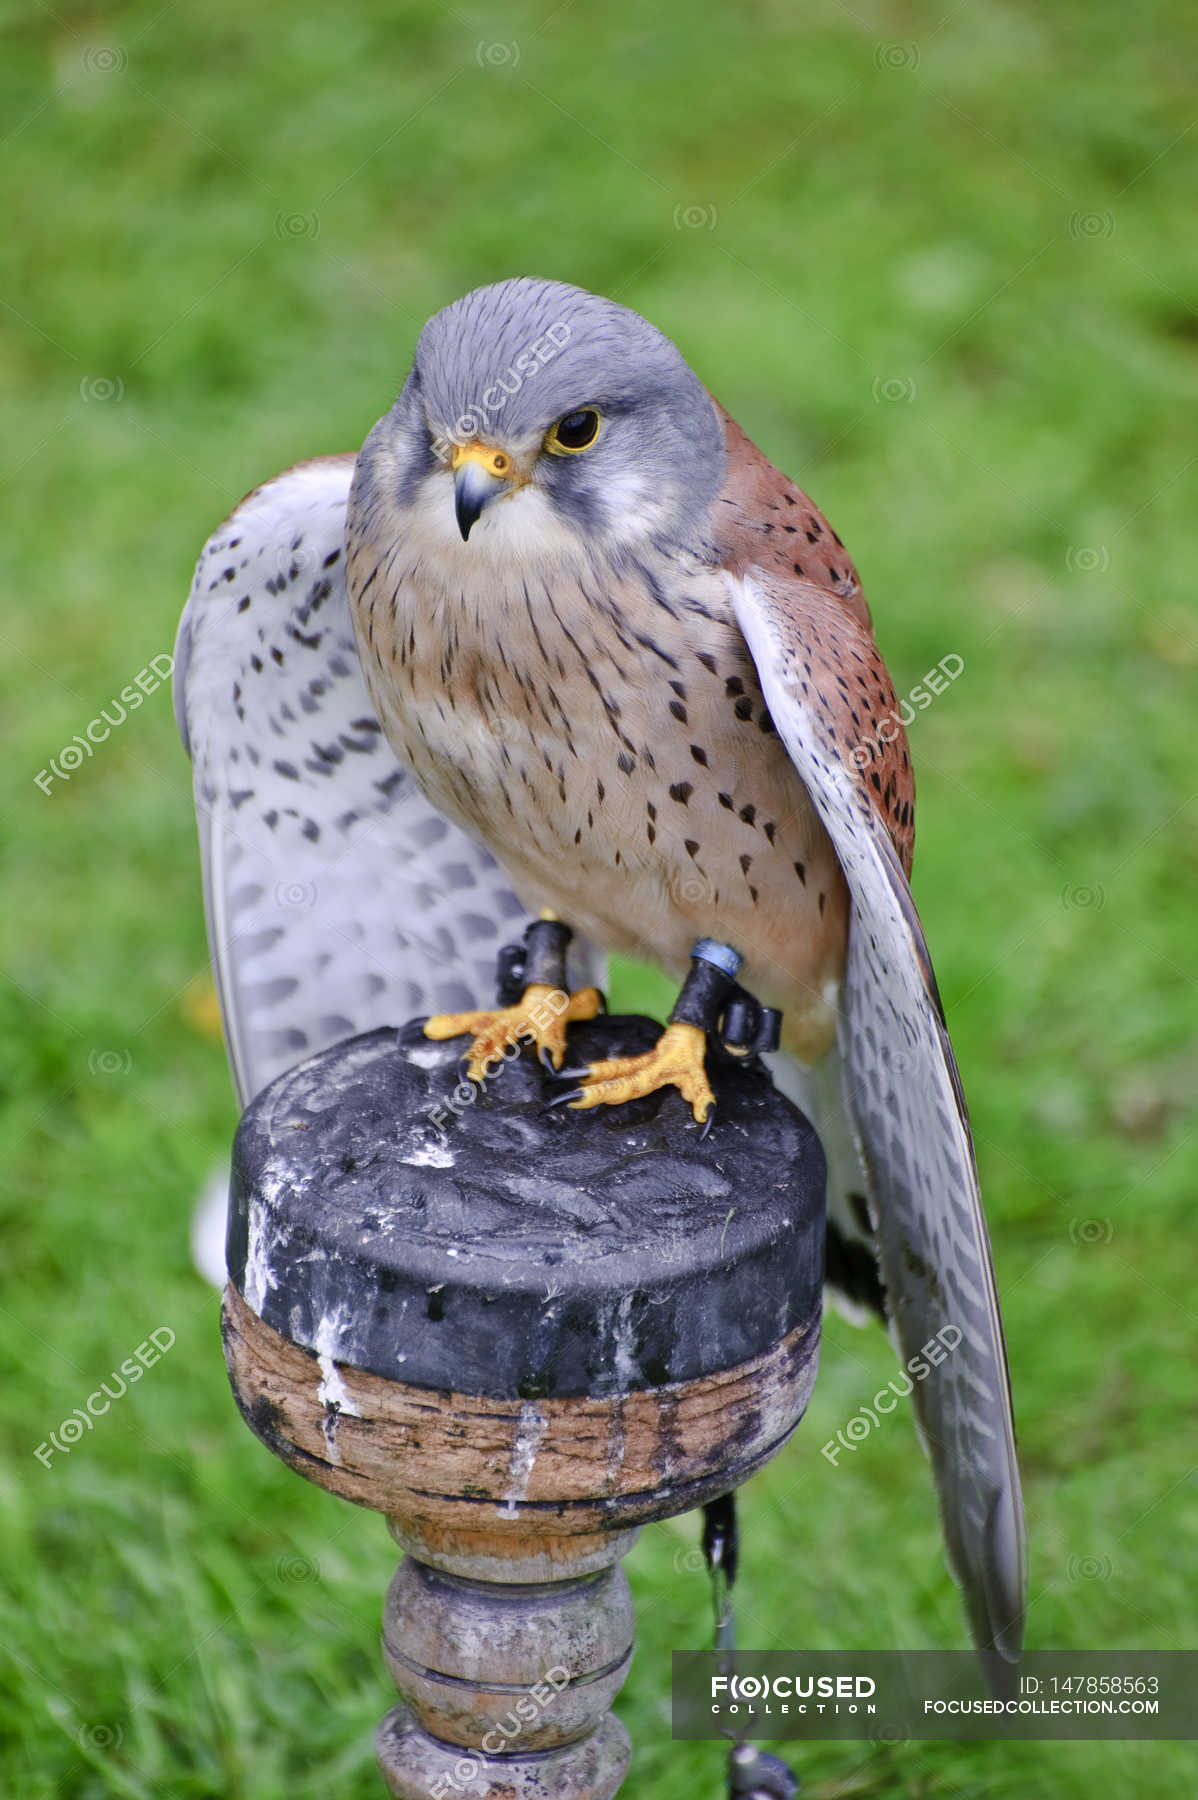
[691,938,743,980]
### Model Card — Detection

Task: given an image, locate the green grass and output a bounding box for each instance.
[2,0,1195,1793]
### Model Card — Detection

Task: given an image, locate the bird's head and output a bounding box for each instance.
[356,279,726,564]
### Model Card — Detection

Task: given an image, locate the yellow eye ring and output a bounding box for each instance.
[545,408,602,455]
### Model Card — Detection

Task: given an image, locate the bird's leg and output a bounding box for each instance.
[562,940,771,1125]
[422,913,602,1081]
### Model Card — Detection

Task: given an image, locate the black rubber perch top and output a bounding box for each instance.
[227,1013,826,1401]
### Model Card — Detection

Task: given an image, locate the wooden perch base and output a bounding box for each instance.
[221,1020,826,1797]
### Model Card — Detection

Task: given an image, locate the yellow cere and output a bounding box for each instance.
[450,441,513,478]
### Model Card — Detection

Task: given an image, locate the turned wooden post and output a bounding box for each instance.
[220,1010,825,1797]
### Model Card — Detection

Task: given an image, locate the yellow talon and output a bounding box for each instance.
[424,982,603,1082]
[568,1021,714,1122]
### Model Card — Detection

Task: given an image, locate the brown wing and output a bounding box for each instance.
[717,432,1026,1681]
[710,399,915,878]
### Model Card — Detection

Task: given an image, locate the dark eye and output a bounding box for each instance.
[546,408,601,454]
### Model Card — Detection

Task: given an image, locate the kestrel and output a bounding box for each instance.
[176,279,1025,1679]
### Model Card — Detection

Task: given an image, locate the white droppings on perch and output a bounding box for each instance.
[498,1401,548,1518]
[402,1040,453,1070]
[612,1292,638,1389]
[314,1306,362,1466]
[399,1139,455,1169]
[243,1197,272,1313]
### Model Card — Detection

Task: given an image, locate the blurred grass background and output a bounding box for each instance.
[2,0,1195,1794]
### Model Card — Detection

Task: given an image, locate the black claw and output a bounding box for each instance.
[538,1044,559,1074]
[698,1108,716,1142]
[545,1087,586,1110]
[550,1064,593,1082]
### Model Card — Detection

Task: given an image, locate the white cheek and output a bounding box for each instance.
[393,463,668,585]
[592,465,671,538]
[401,471,589,570]
[475,484,587,562]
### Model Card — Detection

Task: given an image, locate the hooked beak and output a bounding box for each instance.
[451,442,516,540]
